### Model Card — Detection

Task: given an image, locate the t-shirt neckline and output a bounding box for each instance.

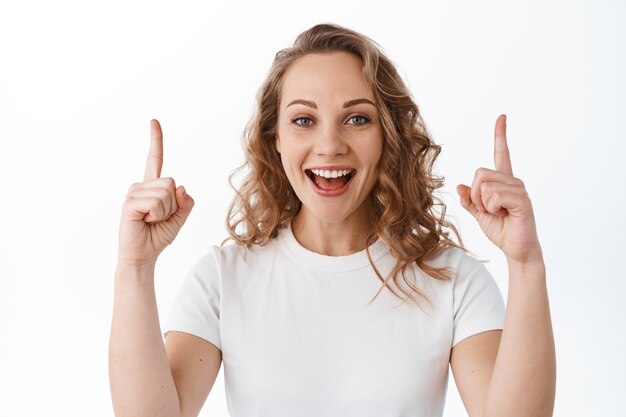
[279,221,390,272]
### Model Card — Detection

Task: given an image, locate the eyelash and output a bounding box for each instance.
[290,115,371,127]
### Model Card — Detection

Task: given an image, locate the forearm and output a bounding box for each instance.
[109,264,180,417]
[483,260,556,417]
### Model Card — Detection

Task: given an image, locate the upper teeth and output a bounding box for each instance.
[311,169,352,178]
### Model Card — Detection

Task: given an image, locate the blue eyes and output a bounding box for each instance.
[291,115,371,127]
[292,117,313,127]
[348,115,369,125]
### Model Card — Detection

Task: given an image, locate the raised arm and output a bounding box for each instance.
[109,119,214,417]
[452,115,556,417]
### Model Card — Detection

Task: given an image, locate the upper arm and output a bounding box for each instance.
[165,331,222,417]
[450,329,502,417]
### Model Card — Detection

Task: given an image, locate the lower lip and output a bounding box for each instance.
[307,173,354,197]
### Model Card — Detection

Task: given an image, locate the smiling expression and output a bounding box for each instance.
[275,52,384,226]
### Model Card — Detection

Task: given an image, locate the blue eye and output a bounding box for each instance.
[348,115,370,125]
[292,117,313,127]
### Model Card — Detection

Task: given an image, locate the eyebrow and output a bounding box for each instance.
[285,98,376,109]
[343,98,376,108]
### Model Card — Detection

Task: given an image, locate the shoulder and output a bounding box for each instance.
[213,236,284,268]
[424,245,485,277]
[420,246,499,302]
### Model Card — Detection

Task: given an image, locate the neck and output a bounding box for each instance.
[291,205,376,256]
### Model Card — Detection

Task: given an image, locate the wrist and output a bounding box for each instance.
[505,244,544,269]
[506,257,546,285]
[115,262,156,282]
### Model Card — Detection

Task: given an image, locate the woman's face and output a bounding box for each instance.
[276,52,384,226]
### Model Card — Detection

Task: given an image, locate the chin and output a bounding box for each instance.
[306,204,355,224]
[312,208,346,222]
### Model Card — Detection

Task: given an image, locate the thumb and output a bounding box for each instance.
[170,185,195,225]
[457,184,479,219]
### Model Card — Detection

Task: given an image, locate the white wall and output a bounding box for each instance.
[1,0,624,416]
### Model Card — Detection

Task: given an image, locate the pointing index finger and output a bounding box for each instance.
[144,119,163,181]
[494,114,513,176]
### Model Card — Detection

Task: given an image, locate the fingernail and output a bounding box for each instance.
[181,186,187,196]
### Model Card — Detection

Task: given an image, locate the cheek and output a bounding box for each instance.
[276,133,308,161]
[275,124,285,154]
[363,132,384,167]
[277,146,300,178]
[275,122,297,155]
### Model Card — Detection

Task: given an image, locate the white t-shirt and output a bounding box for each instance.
[163,223,505,417]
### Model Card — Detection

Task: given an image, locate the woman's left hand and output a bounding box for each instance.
[457,114,543,266]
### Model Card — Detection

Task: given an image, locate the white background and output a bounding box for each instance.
[1,0,624,416]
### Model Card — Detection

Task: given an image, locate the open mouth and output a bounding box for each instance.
[305,169,355,191]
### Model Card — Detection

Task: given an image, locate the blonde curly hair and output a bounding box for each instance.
[225,23,466,307]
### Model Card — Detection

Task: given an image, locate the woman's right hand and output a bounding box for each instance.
[117,119,195,269]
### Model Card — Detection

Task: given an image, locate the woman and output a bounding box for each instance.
[109,24,556,417]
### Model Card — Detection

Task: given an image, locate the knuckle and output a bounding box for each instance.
[158,197,167,213]
[127,182,140,193]
[163,177,176,188]
[156,188,169,200]
[149,197,164,215]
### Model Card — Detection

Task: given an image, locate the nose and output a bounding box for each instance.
[314,123,348,157]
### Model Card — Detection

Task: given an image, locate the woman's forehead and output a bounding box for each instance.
[280,52,375,108]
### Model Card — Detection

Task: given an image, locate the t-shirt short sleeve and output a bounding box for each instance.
[452,252,505,347]
[162,246,222,351]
